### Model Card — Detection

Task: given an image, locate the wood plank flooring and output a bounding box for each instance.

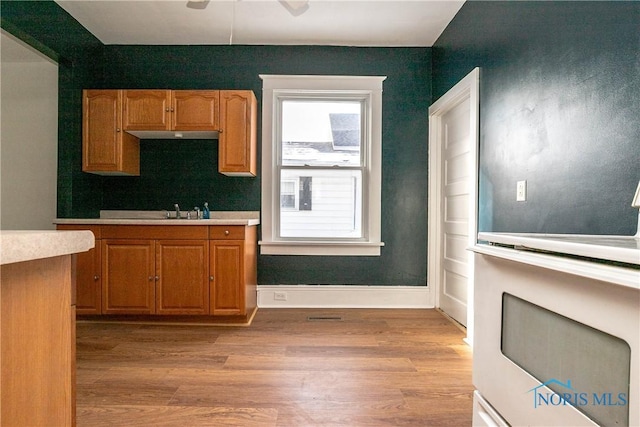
[76,309,473,426]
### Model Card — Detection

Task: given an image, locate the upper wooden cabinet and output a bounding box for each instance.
[82,89,256,176]
[123,90,172,130]
[173,90,220,131]
[219,90,258,177]
[123,90,220,131]
[82,89,140,176]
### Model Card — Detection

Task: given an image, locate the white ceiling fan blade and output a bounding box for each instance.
[186,0,210,10]
[279,0,309,16]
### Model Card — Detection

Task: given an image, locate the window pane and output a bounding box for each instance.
[280,169,362,238]
[281,100,362,167]
[299,176,312,211]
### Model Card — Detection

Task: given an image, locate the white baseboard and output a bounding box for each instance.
[257,285,433,309]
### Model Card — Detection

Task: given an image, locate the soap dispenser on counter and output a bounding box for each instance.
[203,202,210,219]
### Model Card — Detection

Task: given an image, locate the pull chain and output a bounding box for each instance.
[229,0,235,45]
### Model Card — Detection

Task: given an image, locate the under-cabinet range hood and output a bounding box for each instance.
[124,130,219,140]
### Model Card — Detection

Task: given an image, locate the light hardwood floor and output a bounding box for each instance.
[76,309,473,426]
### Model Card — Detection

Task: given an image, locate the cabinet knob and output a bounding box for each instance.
[148,276,153,281]
[170,107,174,112]
[155,276,160,281]
[165,107,169,112]
[218,129,223,134]
[116,128,121,132]
[93,275,100,281]
[209,276,214,281]
[224,230,230,235]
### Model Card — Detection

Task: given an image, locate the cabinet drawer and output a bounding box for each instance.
[102,225,208,240]
[209,226,245,240]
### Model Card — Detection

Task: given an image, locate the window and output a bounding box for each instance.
[260,75,385,256]
[280,179,297,210]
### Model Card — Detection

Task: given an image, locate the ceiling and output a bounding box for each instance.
[54,0,465,47]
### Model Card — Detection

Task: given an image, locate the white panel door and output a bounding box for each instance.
[428,67,479,336]
[438,99,471,325]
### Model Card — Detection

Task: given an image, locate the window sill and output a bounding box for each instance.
[259,240,384,256]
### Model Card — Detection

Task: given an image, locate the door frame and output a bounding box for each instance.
[427,67,480,344]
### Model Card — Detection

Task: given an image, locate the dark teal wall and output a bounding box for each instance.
[6,0,637,286]
[1,1,432,286]
[101,45,432,285]
[1,0,105,218]
[433,1,640,235]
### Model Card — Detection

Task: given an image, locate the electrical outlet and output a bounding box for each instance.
[516,180,527,202]
[274,291,288,301]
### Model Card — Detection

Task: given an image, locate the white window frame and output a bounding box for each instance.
[259,75,385,256]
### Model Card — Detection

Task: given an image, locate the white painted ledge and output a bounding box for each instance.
[259,241,383,256]
[257,285,433,308]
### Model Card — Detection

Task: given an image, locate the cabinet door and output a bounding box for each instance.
[156,240,209,315]
[123,90,172,130]
[209,241,244,315]
[75,242,102,314]
[219,90,257,176]
[83,90,119,172]
[102,239,155,314]
[172,90,220,131]
[83,90,140,176]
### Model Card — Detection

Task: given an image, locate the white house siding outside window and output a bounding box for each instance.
[259,75,385,256]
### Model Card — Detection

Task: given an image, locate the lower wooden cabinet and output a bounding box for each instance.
[209,226,257,316]
[102,239,156,314]
[58,225,102,315]
[210,241,243,315]
[57,224,256,321]
[156,240,209,314]
[1,254,76,426]
[75,242,102,314]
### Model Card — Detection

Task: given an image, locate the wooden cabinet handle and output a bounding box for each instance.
[116,128,120,132]
[218,129,223,133]
[155,276,160,281]
[224,230,230,235]
[93,275,99,281]
[209,276,214,281]
[148,276,154,281]
[165,107,169,112]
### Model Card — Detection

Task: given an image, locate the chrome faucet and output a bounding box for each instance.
[174,203,181,219]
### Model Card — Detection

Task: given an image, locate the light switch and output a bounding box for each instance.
[516,180,527,202]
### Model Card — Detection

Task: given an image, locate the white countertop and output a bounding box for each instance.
[473,232,640,289]
[478,232,640,265]
[54,210,260,226]
[0,230,95,265]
